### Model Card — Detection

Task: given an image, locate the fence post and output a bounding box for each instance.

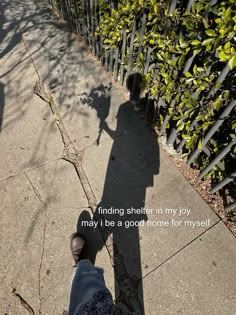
[114,48,119,81]
[210,171,236,194]
[225,202,236,212]
[120,30,127,86]
[127,20,136,77]
[198,140,236,179]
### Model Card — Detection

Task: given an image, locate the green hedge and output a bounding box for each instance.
[96,0,236,181]
[53,0,236,182]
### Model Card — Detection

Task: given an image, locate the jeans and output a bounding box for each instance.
[68,259,106,315]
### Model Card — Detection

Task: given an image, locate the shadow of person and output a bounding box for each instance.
[76,75,160,315]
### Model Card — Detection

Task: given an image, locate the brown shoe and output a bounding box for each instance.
[70,232,87,266]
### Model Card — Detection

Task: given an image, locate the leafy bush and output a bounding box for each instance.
[95,0,236,180]
[52,0,236,182]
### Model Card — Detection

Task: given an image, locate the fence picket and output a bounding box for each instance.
[105,49,109,70]
[187,100,236,166]
[169,0,178,14]
[90,0,96,54]
[114,48,119,81]
[210,171,236,194]
[120,30,127,86]
[127,20,136,77]
[94,0,100,58]
[109,48,114,75]
[81,0,88,45]
[199,140,236,179]
[144,47,152,75]
[85,1,92,49]
[186,0,195,12]
[73,0,81,34]
[225,202,236,212]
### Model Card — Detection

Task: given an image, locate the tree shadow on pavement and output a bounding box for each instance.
[0,81,4,132]
[0,0,87,168]
[76,76,160,315]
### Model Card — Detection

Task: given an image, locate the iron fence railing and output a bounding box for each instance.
[47,0,236,210]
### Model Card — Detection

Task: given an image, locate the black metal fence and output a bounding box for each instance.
[47,0,236,211]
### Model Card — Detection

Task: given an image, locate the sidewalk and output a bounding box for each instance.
[0,1,235,314]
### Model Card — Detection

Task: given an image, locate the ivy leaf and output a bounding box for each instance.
[202,122,210,131]
[168,107,173,115]
[156,53,164,61]
[198,139,203,150]
[205,29,216,37]
[145,73,151,81]
[167,57,178,66]
[202,17,209,28]
[139,53,144,60]
[213,98,223,110]
[219,27,227,36]
[196,114,205,121]
[197,2,204,13]
[177,123,185,131]
[186,101,194,108]
[177,119,183,127]
[202,38,214,46]
[180,41,188,49]
[178,54,185,69]
[184,71,192,78]
[210,138,217,147]
[228,55,236,70]
[182,134,191,140]
[193,48,201,55]
[224,7,231,21]
[154,4,158,14]
[160,72,168,78]
[224,42,231,53]
[219,51,228,61]
[191,40,201,46]
[186,78,194,84]
[232,122,236,129]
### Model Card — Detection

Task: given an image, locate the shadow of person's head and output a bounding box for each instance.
[126,73,144,103]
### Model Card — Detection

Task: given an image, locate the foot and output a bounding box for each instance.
[70,232,87,266]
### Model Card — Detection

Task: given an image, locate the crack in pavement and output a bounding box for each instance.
[24,173,47,314]
[23,29,142,313]
[142,219,221,280]
[22,30,98,210]
[21,28,98,212]
[25,173,47,207]
[12,288,35,315]
[34,79,98,212]
[33,78,145,312]
[24,157,59,314]
[0,158,60,183]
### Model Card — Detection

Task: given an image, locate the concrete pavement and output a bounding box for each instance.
[0,0,235,314]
